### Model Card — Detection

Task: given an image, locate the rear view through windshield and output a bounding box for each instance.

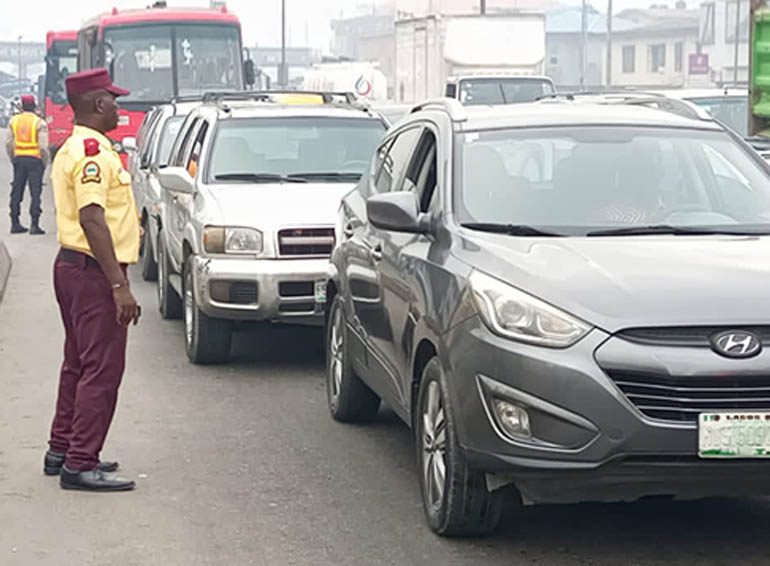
[208,117,386,183]
[458,78,555,106]
[458,126,770,234]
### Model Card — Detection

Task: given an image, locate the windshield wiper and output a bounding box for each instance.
[287,172,362,181]
[587,225,766,237]
[213,173,307,184]
[460,223,565,237]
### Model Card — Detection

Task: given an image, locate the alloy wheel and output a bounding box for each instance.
[422,380,447,510]
[329,304,344,403]
[184,265,194,347]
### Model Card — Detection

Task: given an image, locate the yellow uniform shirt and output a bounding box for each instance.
[52,125,140,264]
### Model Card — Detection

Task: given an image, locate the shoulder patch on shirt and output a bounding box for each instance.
[81,161,102,184]
[84,138,100,157]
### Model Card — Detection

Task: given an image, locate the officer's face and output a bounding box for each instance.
[95,91,120,133]
[103,93,120,132]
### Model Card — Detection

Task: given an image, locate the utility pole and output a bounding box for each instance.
[280,0,287,87]
[606,0,613,88]
[480,0,486,15]
[580,0,587,90]
[17,35,23,81]
[734,0,742,85]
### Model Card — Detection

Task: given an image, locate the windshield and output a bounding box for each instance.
[459,78,554,106]
[156,116,184,167]
[207,117,386,183]
[688,96,749,137]
[45,41,77,106]
[457,126,770,235]
[105,24,242,103]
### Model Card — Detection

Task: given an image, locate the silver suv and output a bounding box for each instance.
[156,92,387,363]
[129,99,199,282]
[326,96,770,535]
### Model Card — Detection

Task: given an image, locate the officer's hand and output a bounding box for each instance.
[113,286,141,327]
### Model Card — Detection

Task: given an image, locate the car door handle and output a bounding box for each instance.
[343,222,355,238]
[172,195,179,203]
[369,243,383,261]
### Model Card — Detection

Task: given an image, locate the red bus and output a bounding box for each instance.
[44,30,78,154]
[77,3,246,163]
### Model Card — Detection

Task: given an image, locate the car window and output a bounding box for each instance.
[154,116,185,168]
[206,117,386,183]
[374,127,422,194]
[364,138,394,198]
[401,129,438,213]
[138,110,163,168]
[457,126,770,234]
[186,121,209,178]
[688,96,748,137]
[173,117,201,167]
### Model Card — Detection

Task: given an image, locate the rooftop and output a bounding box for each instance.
[455,101,721,131]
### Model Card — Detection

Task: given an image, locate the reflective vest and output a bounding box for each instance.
[10,112,41,158]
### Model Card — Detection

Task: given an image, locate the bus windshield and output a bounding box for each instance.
[45,41,77,106]
[104,23,243,103]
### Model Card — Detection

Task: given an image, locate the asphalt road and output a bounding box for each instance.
[2,155,770,566]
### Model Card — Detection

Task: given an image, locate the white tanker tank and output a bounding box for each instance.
[302,62,388,103]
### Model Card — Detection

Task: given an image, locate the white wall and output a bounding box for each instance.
[699,0,750,85]
[612,33,699,87]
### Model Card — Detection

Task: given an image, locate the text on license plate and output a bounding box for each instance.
[315,280,327,303]
[699,412,770,458]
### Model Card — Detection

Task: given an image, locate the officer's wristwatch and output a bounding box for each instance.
[111,280,130,290]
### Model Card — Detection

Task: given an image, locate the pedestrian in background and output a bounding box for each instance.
[45,68,141,492]
[5,94,48,234]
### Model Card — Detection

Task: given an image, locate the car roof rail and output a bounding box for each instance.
[410,98,467,122]
[537,91,712,122]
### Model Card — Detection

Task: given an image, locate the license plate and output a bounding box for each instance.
[314,280,327,303]
[118,115,130,126]
[698,412,770,458]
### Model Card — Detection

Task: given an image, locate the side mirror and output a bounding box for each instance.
[367,192,430,233]
[122,136,137,152]
[243,60,256,88]
[158,166,194,194]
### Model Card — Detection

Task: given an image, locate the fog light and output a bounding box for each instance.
[209,281,231,302]
[493,399,531,439]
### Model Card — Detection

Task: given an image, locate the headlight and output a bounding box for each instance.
[203,227,263,255]
[469,270,590,348]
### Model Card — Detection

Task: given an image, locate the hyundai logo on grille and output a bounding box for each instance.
[710,331,762,359]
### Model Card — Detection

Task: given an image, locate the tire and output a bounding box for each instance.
[157,232,182,320]
[140,222,158,282]
[326,295,380,422]
[183,255,232,364]
[416,357,504,537]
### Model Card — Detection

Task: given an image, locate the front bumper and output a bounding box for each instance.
[192,255,328,325]
[445,317,770,504]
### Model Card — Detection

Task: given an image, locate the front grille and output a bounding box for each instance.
[278,228,334,257]
[279,281,314,298]
[607,370,770,423]
[619,326,770,347]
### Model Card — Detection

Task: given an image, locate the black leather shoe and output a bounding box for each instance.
[29,225,45,235]
[60,467,135,492]
[10,223,28,234]
[44,451,119,476]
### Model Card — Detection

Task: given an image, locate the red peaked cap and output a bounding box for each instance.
[65,68,130,98]
[20,94,35,106]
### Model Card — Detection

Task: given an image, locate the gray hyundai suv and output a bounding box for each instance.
[325,96,770,536]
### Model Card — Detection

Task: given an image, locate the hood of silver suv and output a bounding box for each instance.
[205,182,352,228]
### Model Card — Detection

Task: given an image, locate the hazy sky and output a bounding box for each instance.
[0,0,362,50]
[0,0,669,48]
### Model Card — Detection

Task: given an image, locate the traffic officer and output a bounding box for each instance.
[5,94,49,234]
[45,68,141,492]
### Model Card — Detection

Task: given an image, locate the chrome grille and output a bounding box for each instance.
[619,326,770,347]
[607,370,770,423]
[278,228,334,257]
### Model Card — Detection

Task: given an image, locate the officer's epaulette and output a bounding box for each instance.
[84,138,100,157]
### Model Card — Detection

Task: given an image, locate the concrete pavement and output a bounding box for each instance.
[2,155,770,565]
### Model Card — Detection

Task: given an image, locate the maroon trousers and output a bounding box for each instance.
[49,248,128,471]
